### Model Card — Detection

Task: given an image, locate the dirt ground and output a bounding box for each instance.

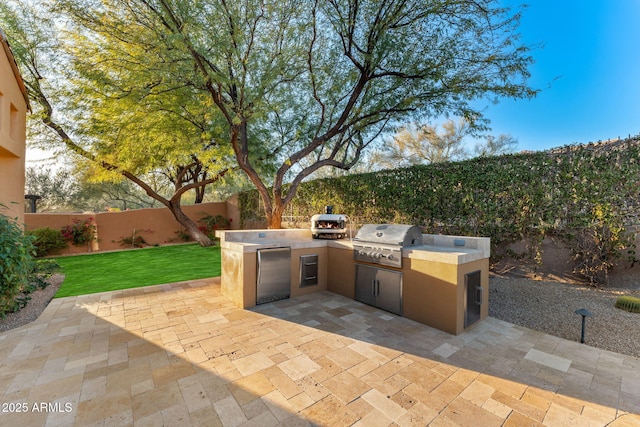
[492,235,640,290]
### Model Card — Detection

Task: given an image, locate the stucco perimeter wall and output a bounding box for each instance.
[25,199,239,255]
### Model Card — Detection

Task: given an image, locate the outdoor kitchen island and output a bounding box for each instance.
[216,228,490,335]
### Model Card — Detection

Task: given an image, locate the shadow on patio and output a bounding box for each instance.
[0,278,638,426]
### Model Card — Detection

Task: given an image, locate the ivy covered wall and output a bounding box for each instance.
[239,138,640,284]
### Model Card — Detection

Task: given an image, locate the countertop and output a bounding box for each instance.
[217,230,488,265]
[403,244,486,264]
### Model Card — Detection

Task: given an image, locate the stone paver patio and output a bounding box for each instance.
[0,277,639,426]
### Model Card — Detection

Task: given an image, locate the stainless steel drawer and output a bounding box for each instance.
[300,254,318,287]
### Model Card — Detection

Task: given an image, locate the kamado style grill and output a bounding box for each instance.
[353,224,423,268]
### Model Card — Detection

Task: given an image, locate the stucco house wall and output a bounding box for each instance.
[0,28,29,226]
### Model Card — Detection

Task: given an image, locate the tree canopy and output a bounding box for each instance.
[4,0,537,228]
[1,0,240,245]
[371,119,519,168]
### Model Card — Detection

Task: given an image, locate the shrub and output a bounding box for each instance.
[119,235,147,248]
[61,218,96,246]
[615,296,640,313]
[240,139,640,286]
[199,214,231,239]
[0,211,36,317]
[28,259,60,290]
[27,227,67,257]
[174,229,190,242]
[569,203,637,286]
[119,228,153,248]
[3,259,60,314]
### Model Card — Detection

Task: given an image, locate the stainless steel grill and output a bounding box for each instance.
[352,224,423,268]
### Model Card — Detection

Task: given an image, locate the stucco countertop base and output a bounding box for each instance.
[216,228,491,335]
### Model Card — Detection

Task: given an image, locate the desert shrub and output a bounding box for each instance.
[174,229,192,242]
[199,214,231,239]
[27,227,67,257]
[119,228,153,248]
[569,204,637,286]
[11,259,60,312]
[0,211,36,317]
[61,218,96,246]
[28,259,60,290]
[615,296,640,313]
[119,235,147,248]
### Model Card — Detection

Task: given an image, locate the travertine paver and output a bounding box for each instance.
[0,277,639,426]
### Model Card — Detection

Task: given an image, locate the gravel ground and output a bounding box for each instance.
[490,276,640,359]
[2,275,639,359]
[0,274,63,333]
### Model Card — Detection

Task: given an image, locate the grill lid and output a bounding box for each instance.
[354,224,423,247]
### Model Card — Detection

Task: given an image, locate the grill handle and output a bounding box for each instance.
[371,279,380,296]
[476,286,484,305]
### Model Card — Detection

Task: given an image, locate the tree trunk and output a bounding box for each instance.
[267,213,283,229]
[266,201,285,229]
[167,201,214,247]
[194,185,205,204]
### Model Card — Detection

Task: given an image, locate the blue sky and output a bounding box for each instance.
[479,1,640,152]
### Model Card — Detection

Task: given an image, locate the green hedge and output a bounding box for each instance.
[239,139,640,285]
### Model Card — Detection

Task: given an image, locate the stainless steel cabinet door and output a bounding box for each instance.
[374,268,402,315]
[355,264,402,315]
[355,264,377,306]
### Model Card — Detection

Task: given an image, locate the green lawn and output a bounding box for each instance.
[54,244,221,298]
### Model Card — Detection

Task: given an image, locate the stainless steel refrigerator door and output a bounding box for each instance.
[256,247,291,304]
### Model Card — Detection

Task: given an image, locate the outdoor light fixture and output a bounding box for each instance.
[24,194,41,213]
[575,308,593,344]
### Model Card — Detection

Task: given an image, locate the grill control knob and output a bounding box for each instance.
[387,254,394,261]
